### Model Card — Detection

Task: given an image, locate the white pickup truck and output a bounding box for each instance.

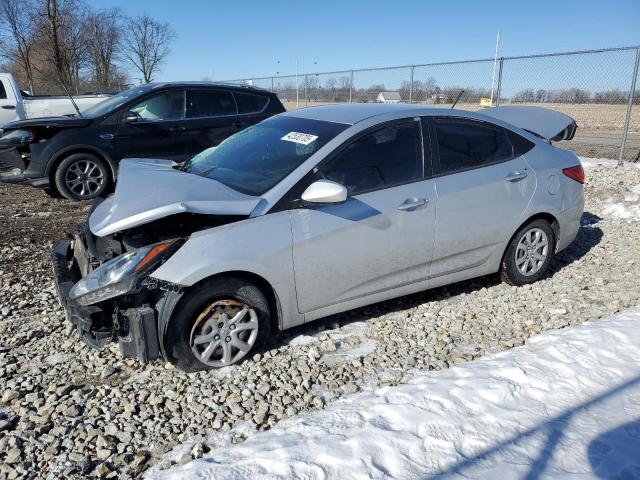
[0,73,110,129]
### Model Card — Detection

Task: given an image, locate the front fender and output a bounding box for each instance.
[151,211,301,329]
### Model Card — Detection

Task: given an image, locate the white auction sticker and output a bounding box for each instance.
[281,132,318,145]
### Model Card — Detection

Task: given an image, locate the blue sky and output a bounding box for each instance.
[91,0,639,83]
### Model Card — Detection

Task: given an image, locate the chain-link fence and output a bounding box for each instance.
[225,46,640,161]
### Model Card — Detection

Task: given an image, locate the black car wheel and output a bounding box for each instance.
[500,219,556,286]
[54,153,111,201]
[164,277,272,372]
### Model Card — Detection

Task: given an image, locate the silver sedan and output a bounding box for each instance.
[53,103,584,371]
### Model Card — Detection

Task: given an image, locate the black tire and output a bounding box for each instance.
[164,277,272,372]
[43,186,64,199]
[500,219,556,286]
[54,153,111,201]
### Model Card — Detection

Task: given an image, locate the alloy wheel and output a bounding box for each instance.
[64,159,105,199]
[189,299,259,367]
[515,227,549,276]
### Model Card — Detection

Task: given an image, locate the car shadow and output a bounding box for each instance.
[588,419,640,479]
[429,376,640,479]
[278,211,604,342]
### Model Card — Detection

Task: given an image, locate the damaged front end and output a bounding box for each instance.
[51,211,242,363]
[0,129,34,183]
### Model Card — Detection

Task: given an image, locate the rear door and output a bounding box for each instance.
[112,89,191,161]
[185,89,238,155]
[428,116,536,278]
[290,119,437,313]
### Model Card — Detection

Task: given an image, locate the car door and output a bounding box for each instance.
[428,116,536,278]
[111,89,191,162]
[290,119,437,314]
[0,79,18,126]
[185,89,238,155]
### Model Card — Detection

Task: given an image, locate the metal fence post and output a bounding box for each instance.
[496,58,504,107]
[409,65,415,104]
[349,70,354,103]
[271,77,274,92]
[620,48,640,165]
[304,75,309,107]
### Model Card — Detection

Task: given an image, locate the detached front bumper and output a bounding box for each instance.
[0,145,48,186]
[51,239,163,363]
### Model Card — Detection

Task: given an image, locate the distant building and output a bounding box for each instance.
[377,91,401,103]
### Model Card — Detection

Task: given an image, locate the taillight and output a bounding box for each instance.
[562,165,585,184]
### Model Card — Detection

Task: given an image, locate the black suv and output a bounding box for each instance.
[0,82,285,200]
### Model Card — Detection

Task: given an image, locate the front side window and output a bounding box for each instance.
[187,90,235,118]
[318,122,422,195]
[235,92,268,114]
[129,90,185,121]
[181,116,348,195]
[433,117,514,175]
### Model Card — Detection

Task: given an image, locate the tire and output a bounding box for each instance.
[164,277,272,372]
[500,219,556,286]
[43,186,64,199]
[54,153,111,201]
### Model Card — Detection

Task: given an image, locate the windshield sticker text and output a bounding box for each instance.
[281,132,318,145]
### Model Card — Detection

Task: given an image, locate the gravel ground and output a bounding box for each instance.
[1,159,640,479]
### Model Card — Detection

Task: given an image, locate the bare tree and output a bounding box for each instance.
[86,8,122,89]
[122,14,175,83]
[0,0,38,93]
[43,0,90,93]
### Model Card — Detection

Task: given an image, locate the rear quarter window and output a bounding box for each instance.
[235,92,269,114]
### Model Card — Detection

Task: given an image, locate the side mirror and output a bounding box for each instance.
[123,111,140,124]
[301,180,348,204]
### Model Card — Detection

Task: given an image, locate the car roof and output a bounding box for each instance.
[144,81,272,95]
[281,103,457,125]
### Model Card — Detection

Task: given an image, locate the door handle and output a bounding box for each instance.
[170,126,186,132]
[397,197,428,211]
[1,105,16,110]
[505,170,528,182]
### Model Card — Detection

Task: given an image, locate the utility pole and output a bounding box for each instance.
[490,31,500,106]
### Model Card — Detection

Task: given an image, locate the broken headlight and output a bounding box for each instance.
[69,241,180,306]
[0,129,33,146]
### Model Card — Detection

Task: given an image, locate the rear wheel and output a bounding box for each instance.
[54,153,111,201]
[500,219,555,286]
[164,277,271,372]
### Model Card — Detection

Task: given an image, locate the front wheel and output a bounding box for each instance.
[500,219,555,286]
[164,277,272,372]
[54,153,111,201]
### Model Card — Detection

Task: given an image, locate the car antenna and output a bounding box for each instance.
[451,89,465,109]
[58,78,84,118]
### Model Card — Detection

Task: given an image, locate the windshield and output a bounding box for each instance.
[82,85,153,118]
[181,116,348,195]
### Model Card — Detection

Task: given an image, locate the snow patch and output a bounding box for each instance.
[148,306,640,480]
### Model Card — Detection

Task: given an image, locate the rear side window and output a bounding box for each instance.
[0,81,7,99]
[235,92,268,114]
[433,117,514,175]
[187,90,236,118]
[319,121,422,195]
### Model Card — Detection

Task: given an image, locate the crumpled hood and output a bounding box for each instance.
[89,158,262,237]
[3,116,92,130]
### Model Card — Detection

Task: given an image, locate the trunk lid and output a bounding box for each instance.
[480,106,577,142]
[89,158,262,237]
